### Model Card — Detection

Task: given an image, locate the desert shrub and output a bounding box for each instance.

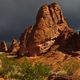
[0,55,51,80]
[35,62,51,76]
[18,61,51,80]
[62,58,80,76]
[0,54,20,78]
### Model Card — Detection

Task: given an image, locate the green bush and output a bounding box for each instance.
[0,55,51,80]
[18,61,51,80]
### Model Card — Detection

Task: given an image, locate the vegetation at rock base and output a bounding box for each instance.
[0,54,51,80]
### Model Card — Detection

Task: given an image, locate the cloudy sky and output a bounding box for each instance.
[0,0,80,42]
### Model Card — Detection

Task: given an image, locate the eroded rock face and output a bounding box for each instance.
[19,2,73,56]
[8,38,20,53]
[0,41,8,52]
[28,3,69,44]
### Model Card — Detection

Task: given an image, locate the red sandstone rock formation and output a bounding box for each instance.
[0,41,8,52]
[8,38,20,53]
[19,2,74,56]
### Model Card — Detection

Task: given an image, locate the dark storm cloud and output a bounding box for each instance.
[0,0,80,41]
[0,0,46,41]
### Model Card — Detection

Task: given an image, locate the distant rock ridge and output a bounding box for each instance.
[0,38,20,53]
[19,2,74,56]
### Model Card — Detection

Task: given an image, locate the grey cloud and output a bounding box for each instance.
[0,0,46,41]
